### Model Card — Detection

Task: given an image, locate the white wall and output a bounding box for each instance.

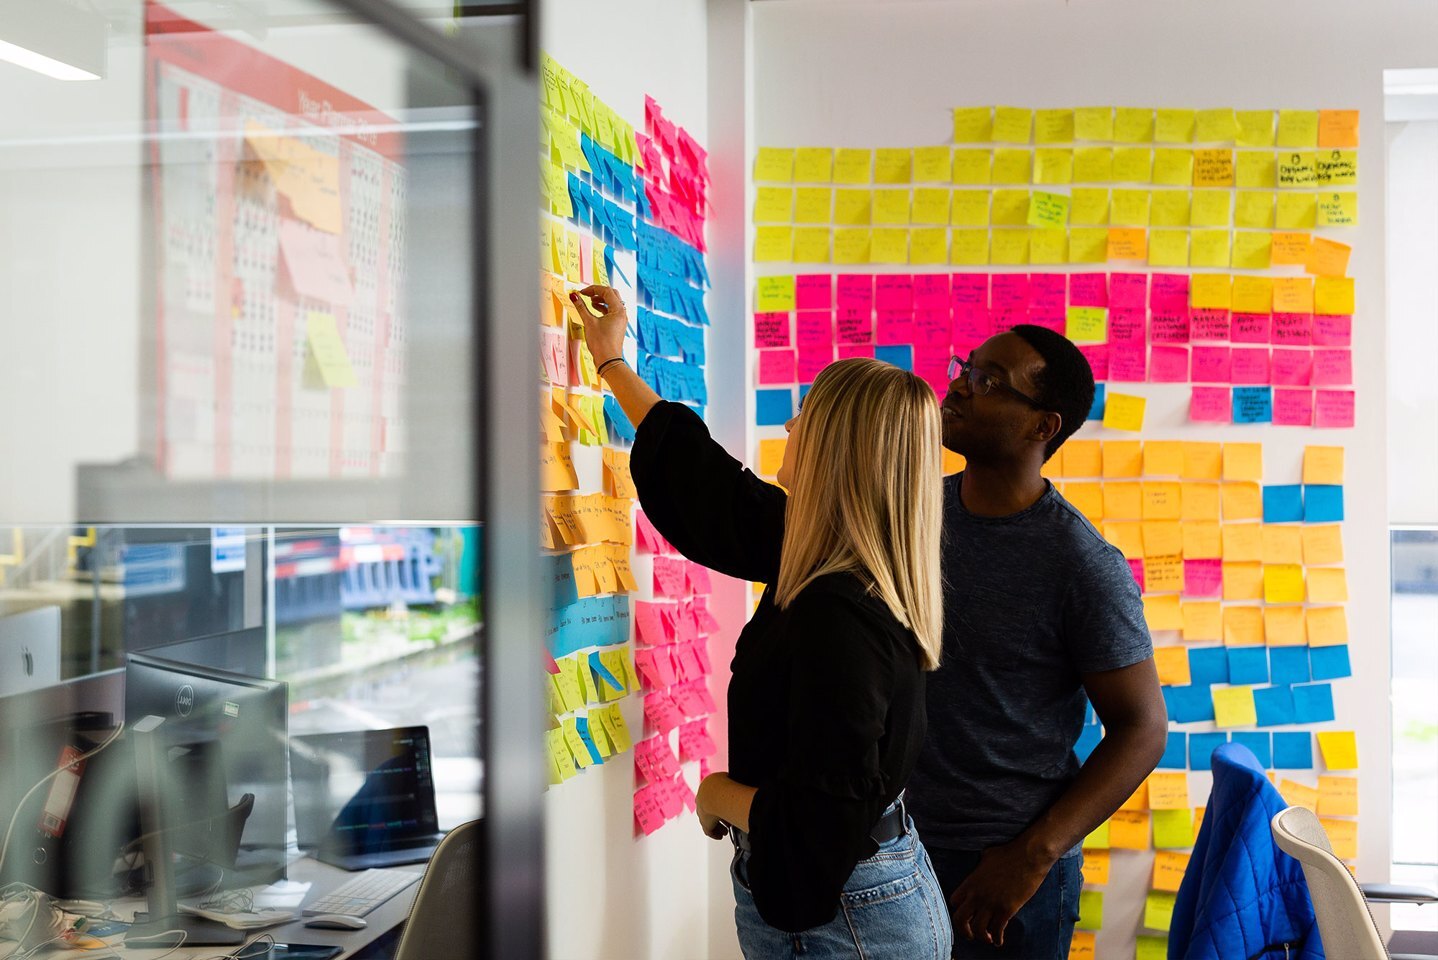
[745,1,1438,955]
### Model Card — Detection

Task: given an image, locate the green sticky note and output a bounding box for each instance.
[756,274,796,312]
[1136,935,1169,960]
[1027,191,1070,228]
[1066,306,1107,342]
[1152,808,1194,849]
[1083,821,1111,849]
[1077,890,1104,929]
[1144,891,1177,932]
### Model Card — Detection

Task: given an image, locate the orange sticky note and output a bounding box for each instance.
[1182,601,1223,642]
[1181,483,1222,522]
[1264,606,1307,647]
[1221,482,1263,520]
[1104,482,1144,519]
[1303,446,1345,485]
[1081,849,1111,886]
[1144,594,1183,631]
[1110,810,1151,850]
[1320,817,1358,861]
[1103,440,1144,477]
[1154,646,1192,685]
[1306,237,1352,278]
[1142,482,1183,520]
[1108,227,1149,261]
[1306,606,1348,647]
[1182,442,1223,480]
[1144,440,1185,477]
[1183,518,1222,557]
[1261,526,1304,565]
[1121,780,1150,811]
[1317,776,1358,816]
[1145,555,1185,593]
[1223,562,1264,601]
[1316,731,1359,770]
[1221,443,1263,482]
[1222,523,1263,562]
[1271,232,1312,265]
[1223,605,1264,646]
[757,438,787,476]
[1065,440,1103,477]
[1279,778,1319,810]
[1104,521,1144,560]
[1148,772,1191,810]
[1069,930,1097,960]
[944,449,967,476]
[1308,567,1349,603]
[1143,522,1184,558]
[1317,110,1360,148]
[1152,851,1191,893]
[1302,525,1344,565]
[1065,482,1105,522]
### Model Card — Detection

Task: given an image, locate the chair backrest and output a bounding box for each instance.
[1271,806,1387,959]
[394,819,482,960]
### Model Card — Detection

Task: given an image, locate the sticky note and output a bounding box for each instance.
[1236,152,1276,188]
[1103,393,1146,432]
[913,146,952,183]
[1077,890,1104,929]
[755,388,792,426]
[305,312,359,388]
[1137,937,1169,960]
[953,107,993,143]
[1277,110,1319,148]
[1065,306,1107,342]
[1148,772,1191,810]
[1317,775,1359,816]
[1261,484,1304,523]
[1321,817,1359,861]
[1314,390,1355,428]
[1213,686,1258,728]
[1262,564,1304,604]
[1232,386,1273,424]
[833,148,873,185]
[912,187,951,224]
[1316,730,1358,771]
[1070,931,1097,960]
[754,186,794,223]
[1082,848,1111,886]
[1303,484,1344,523]
[757,438,786,477]
[1154,646,1192,685]
[1232,731,1273,769]
[1159,732,1189,770]
[1028,191,1071,228]
[1318,109,1360,148]
[754,226,794,262]
[1229,646,1270,684]
[1075,106,1114,141]
[1196,108,1239,143]
[1084,821,1111,850]
[755,147,795,182]
[1148,230,1189,267]
[1152,811,1194,851]
[1279,779,1319,811]
[951,149,992,184]
[1110,810,1151,850]
[1309,644,1351,682]
[1292,683,1336,724]
[1317,191,1358,227]
[1152,850,1191,893]
[1315,275,1356,315]
[1108,228,1148,261]
[1307,607,1348,648]
[1274,731,1314,768]
[794,147,834,182]
[994,106,1034,143]
[1307,567,1348,603]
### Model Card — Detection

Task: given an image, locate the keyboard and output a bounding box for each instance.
[303,868,422,917]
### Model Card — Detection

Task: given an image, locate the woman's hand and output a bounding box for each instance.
[570,284,628,368]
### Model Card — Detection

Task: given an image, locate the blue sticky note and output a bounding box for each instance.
[875,344,914,371]
[603,395,636,442]
[755,388,793,426]
[1190,732,1230,771]
[1269,647,1311,687]
[1074,723,1104,763]
[1303,485,1344,523]
[1262,484,1304,523]
[1292,682,1336,723]
[1084,700,1098,725]
[1164,684,1216,723]
[1231,732,1272,769]
[1088,383,1106,421]
[573,716,605,765]
[799,383,812,404]
[1227,647,1269,685]
[588,651,625,694]
[1233,386,1273,423]
[1254,685,1297,727]
[1273,731,1314,769]
[1309,645,1352,681]
[1188,647,1230,686]
[1158,732,1188,769]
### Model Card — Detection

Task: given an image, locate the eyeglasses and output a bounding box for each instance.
[947,354,1046,408]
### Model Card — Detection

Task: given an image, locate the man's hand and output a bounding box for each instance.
[948,840,1053,947]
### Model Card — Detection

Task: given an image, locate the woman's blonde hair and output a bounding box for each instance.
[773,358,944,671]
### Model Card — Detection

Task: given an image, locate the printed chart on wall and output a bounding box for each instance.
[147,1,407,480]
[750,106,1360,956]
[539,55,721,836]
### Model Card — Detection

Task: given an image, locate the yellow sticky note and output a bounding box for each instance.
[1319,149,1358,187]
[873,188,911,225]
[757,438,786,476]
[870,228,909,264]
[950,190,991,226]
[874,148,912,184]
[909,227,947,265]
[754,186,794,222]
[1154,646,1192,685]
[1277,151,1318,189]
[1113,147,1154,183]
[1035,108,1076,144]
[755,147,795,182]
[1232,231,1273,270]
[1317,776,1359,817]
[794,227,832,263]
[1231,277,1273,315]
[1320,817,1359,861]
[1213,686,1258,728]
[1264,606,1306,647]
[1071,188,1111,225]
[992,188,1031,226]
[1111,188,1151,225]
[1234,191,1275,229]
[1191,230,1231,268]
[953,107,994,143]
[1191,190,1232,226]
[1115,107,1155,143]
[952,149,992,184]
[754,226,794,262]
[1307,567,1349,603]
[1276,193,1318,229]
[1064,482,1104,522]
[1237,110,1276,147]
[993,106,1034,143]
[1070,227,1110,263]
[1277,109,1320,148]
[1183,442,1222,480]
[1149,772,1191,810]
[1156,109,1196,144]
[1030,228,1068,265]
[1236,152,1277,188]
[1316,731,1358,771]
[794,186,833,224]
[1028,191,1071,228]
[1111,810,1151,850]
[1191,267,1235,308]
[1307,606,1348,647]
[1076,107,1115,141]
[1303,446,1344,485]
[306,311,358,388]
[1182,601,1223,642]
[833,228,871,264]
[834,188,873,226]
[1223,605,1265,646]
[1148,230,1189,267]
[1302,525,1344,566]
[1143,440,1183,476]
[1273,276,1314,313]
[990,228,1030,265]
[913,146,952,183]
[756,275,797,312]
[1083,821,1111,850]
[1081,849,1111,886]
[1145,891,1178,932]
[1152,149,1194,186]
[1152,809,1194,850]
[1103,393,1147,432]
[1263,564,1305,603]
[1150,190,1190,227]
[793,147,833,182]
[1101,440,1142,478]
[1315,275,1356,314]
[1035,148,1075,184]
[992,148,1033,184]
[1104,521,1143,560]
[834,149,874,186]
[912,187,951,225]
[1223,561,1264,601]
[1074,148,1114,184]
[1196,108,1239,143]
[1143,481,1182,519]
[950,228,989,265]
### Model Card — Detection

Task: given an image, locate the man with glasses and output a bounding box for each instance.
[907,325,1168,959]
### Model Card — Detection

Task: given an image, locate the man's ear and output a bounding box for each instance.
[1035,411,1062,445]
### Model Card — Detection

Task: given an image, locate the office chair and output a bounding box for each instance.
[393,819,481,960]
[1271,806,1438,960]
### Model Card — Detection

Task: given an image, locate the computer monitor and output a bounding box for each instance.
[142,626,268,679]
[0,607,62,698]
[123,654,289,909]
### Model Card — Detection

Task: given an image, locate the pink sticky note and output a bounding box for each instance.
[952,307,993,349]
[914,308,951,345]
[643,692,684,733]
[914,274,950,310]
[1312,349,1352,386]
[875,275,914,311]
[1108,309,1147,344]
[1184,559,1224,597]
[991,310,1026,334]
[754,312,791,348]
[1128,558,1145,590]
[1150,308,1191,344]
[1272,312,1312,346]
[1109,343,1147,382]
[837,307,872,344]
[1191,345,1232,383]
[1230,347,1271,385]
[991,274,1030,312]
[1190,308,1231,342]
[1150,274,1190,312]
[798,344,833,383]
[797,310,834,347]
[1271,348,1313,386]
[653,556,688,597]
[1079,344,1110,380]
[634,786,665,835]
[1312,314,1352,347]
[1150,345,1190,382]
[1231,312,1272,343]
[837,343,874,359]
[1190,386,1233,422]
[1110,273,1149,310]
[836,274,874,312]
[578,235,594,283]
[1026,311,1066,334]
[876,308,916,344]
[1029,274,1067,313]
[950,273,989,310]
[1314,389,1355,428]
[795,274,833,310]
[541,328,567,383]
[757,349,797,384]
[634,601,668,645]
[277,217,355,307]
[1273,388,1315,426]
[1069,273,1109,308]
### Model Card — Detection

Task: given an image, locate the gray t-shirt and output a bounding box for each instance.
[906,472,1152,852]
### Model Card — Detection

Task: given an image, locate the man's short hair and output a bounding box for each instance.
[1009,324,1096,462]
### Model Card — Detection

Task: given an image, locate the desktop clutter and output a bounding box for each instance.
[0,635,446,958]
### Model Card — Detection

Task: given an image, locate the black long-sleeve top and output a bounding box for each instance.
[630,401,926,933]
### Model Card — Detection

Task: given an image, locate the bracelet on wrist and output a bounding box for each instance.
[596,356,627,377]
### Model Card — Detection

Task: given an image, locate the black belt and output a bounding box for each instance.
[730,792,908,851]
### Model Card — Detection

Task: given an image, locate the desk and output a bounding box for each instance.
[117,857,423,960]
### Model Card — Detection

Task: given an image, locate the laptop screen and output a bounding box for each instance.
[291,726,439,855]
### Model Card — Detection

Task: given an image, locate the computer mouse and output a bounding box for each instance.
[304,914,368,931]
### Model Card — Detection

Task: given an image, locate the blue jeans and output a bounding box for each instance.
[730,813,953,960]
[925,846,1082,960]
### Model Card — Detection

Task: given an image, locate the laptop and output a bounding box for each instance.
[0,607,61,698]
[291,726,444,870]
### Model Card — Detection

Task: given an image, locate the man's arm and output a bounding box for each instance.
[949,658,1168,946]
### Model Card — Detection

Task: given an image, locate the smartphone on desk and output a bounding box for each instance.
[235,944,342,960]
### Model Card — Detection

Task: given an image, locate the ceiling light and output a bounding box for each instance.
[0,0,106,82]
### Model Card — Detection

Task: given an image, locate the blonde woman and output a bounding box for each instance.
[572,284,952,960]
